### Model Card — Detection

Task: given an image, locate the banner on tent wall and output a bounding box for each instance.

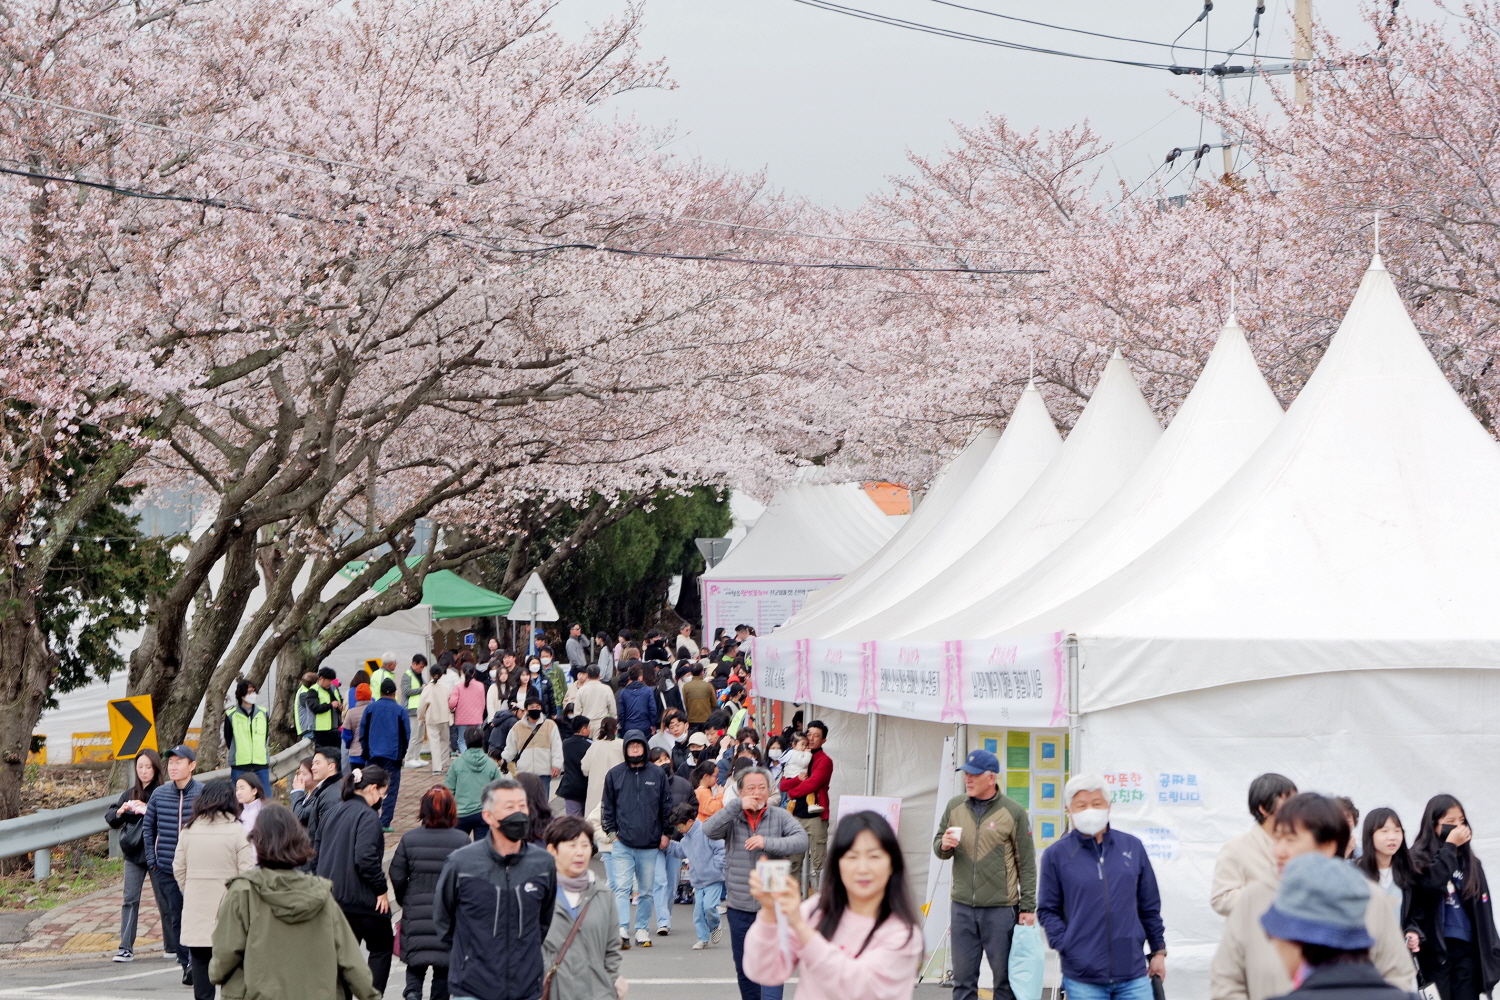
[752,633,1067,728]
[703,578,838,647]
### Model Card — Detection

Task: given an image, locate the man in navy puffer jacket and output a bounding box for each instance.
[616,664,658,735]
[142,746,202,981]
[1037,774,1167,1000]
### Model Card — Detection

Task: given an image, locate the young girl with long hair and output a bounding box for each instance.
[1355,807,1421,952]
[173,779,254,1000]
[1410,794,1500,1000]
[745,810,923,1000]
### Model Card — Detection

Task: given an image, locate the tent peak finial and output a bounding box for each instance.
[1110,345,1125,361]
[1369,252,1387,272]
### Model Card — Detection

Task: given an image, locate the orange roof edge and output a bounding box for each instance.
[862,481,911,516]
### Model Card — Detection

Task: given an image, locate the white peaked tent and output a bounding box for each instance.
[779,382,1062,638]
[788,425,1002,623]
[929,317,1284,638]
[1020,258,1500,997]
[700,480,904,641]
[842,349,1161,639]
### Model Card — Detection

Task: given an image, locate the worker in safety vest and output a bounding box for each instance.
[223,677,272,795]
[300,667,344,749]
[399,653,428,768]
[368,654,396,702]
[295,671,318,739]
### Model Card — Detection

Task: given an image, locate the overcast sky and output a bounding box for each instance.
[549,0,1436,208]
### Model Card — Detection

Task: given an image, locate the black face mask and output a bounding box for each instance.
[627,751,645,768]
[497,811,530,842]
[528,709,543,720]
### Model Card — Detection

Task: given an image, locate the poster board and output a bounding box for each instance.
[704,578,837,647]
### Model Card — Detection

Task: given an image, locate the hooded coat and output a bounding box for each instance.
[209,868,381,1000]
[600,732,673,850]
[315,797,388,914]
[444,747,502,817]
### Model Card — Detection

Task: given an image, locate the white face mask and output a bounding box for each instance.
[540,657,552,665]
[769,748,783,761]
[1072,808,1111,836]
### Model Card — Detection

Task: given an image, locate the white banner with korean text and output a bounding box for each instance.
[751,633,1068,728]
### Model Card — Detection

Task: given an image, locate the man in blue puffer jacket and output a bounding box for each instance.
[616,664,658,736]
[142,745,202,983]
[1037,774,1167,1000]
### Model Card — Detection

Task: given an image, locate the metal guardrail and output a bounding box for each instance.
[0,739,311,876]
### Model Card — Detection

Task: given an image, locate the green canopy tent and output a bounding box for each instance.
[368,565,513,620]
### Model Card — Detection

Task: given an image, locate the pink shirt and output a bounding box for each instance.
[447,679,487,725]
[743,898,923,1000]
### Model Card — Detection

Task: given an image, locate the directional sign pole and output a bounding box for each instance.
[529,592,538,658]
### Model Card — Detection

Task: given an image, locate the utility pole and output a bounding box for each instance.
[1294,0,1313,107]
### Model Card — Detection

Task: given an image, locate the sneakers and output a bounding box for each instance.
[716,903,728,916]
[112,948,133,963]
[635,928,652,948]
[711,922,724,945]
[382,826,395,833]
[656,926,669,937]
[691,940,707,950]
[620,927,631,950]
[181,967,192,986]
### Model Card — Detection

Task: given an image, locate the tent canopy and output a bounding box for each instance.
[702,480,904,582]
[371,562,513,620]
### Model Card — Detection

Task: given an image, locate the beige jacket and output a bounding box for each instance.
[581,738,626,820]
[1209,877,1415,1000]
[571,679,617,724]
[173,814,255,946]
[502,715,563,776]
[417,682,452,727]
[1211,824,1280,917]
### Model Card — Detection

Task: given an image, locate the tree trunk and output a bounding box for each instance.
[0,592,59,821]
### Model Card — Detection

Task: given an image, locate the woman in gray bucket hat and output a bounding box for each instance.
[1262,853,1415,1000]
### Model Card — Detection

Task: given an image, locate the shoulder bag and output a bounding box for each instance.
[541,893,596,1000]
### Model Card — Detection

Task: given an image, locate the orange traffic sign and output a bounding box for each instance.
[108,695,157,759]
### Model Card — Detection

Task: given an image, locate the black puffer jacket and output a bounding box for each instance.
[390,826,470,968]
[315,797,387,915]
[599,732,672,850]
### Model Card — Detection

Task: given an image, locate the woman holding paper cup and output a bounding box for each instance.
[744,810,924,1000]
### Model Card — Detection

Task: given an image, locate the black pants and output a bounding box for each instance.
[343,909,393,992]
[405,963,449,1000]
[1425,937,1481,1000]
[189,946,214,1000]
[951,902,1018,1000]
[456,812,488,841]
[153,870,189,967]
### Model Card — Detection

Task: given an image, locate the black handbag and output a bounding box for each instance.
[117,815,145,862]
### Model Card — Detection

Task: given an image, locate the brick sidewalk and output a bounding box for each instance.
[4,764,446,960]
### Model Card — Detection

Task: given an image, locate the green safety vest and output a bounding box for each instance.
[369,668,395,699]
[229,706,269,766]
[313,685,338,731]
[405,669,423,709]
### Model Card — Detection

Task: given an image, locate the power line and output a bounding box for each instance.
[0,164,1045,277]
[915,0,1291,59]
[784,0,1179,70]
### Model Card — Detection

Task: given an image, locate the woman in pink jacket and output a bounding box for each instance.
[446,663,487,747]
[746,810,924,1000]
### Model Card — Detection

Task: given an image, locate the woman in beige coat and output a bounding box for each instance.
[416,664,453,773]
[174,778,254,1000]
[581,717,626,852]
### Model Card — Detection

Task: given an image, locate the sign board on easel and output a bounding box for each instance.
[920,735,958,983]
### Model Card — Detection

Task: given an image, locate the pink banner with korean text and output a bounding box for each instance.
[752,632,1067,729]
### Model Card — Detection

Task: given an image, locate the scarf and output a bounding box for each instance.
[557,871,591,895]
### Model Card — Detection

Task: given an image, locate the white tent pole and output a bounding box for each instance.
[529,592,538,657]
[864,711,878,795]
[1067,634,1081,773]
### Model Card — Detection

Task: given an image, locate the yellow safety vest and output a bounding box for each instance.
[313,685,338,731]
[405,669,423,709]
[229,706,269,766]
[369,668,395,699]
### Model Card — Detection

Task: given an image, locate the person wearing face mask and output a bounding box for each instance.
[502,695,564,798]
[222,678,272,797]
[522,656,558,719]
[1210,793,1413,1000]
[1037,775,1165,1000]
[317,765,394,994]
[1408,794,1500,1000]
[539,647,568,717]
[434,777,556,1000]
[933,749,1037,1000]
[601,730,674,949]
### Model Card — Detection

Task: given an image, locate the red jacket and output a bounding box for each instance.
[780,747,833,815]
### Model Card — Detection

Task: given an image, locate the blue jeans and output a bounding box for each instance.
[610,843,660,932]
[727,907,783,1000]
[692,881,725,942]
[1062,977,1154,1000]
[229,766,272,798]
[654,850,682,930]
[370,756,401,827]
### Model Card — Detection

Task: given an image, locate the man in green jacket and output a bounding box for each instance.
[934,749,1038,1000]
[445,727,502,839]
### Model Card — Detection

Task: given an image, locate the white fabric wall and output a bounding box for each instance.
[1080,667,1500,1000]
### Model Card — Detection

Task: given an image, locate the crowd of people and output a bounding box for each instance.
[97,622,1495,1000]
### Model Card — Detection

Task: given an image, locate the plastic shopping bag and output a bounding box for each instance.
[1009,923,1045,1000]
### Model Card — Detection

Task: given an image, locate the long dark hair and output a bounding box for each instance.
[128,749,164,801]
[516,771,552,834]
[1355,807,1417,891]
[188,778,242,826]
[815,811,920,956]
[341,764,390,801]
[1413,794,1484,900]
